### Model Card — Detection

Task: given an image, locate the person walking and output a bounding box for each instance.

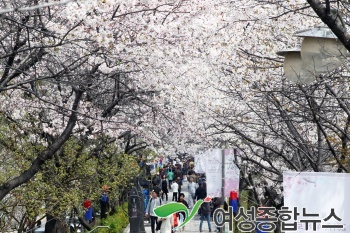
[158,214,173,233]
[187,165,196,178]
[187,177,197,208]
[173,213,179,232]
[175,168,182,183]
[145,190,163,233]
[83,198,93,223]
[167,168,174,188]
[194,182,206,215]
[100,190,110,219]
[161,175,169,201]
[152,182,162,198]
[194,182,207,201]
[178,193,189,207]
[177,193,189,232]
[171,180,179,202]
[212,197,222,232]
[159,168,166,179]
[181,165,188,181]
[176,176,183,195]
[152,174,161,187]
[199,201,212,232]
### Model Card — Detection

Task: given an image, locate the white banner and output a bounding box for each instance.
[194,152,206,173]
[205,149,240,197]
[206,149,223,197]
[223,149,240,197]
[283,171,350,232]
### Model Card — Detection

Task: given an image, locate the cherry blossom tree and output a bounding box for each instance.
[0,0,195,200]
[210,1,350,219]
[3,0,350,231]
[0,0,232,230]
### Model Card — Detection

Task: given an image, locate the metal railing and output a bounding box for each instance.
[87,225,111,233]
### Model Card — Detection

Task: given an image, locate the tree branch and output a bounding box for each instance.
[0,89,83,201]
[307,0,350,52]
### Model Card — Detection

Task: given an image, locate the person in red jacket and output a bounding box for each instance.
[83,198,93,223]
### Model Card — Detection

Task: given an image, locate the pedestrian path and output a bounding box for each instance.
[124,179,218,233]
[134,214,212,233]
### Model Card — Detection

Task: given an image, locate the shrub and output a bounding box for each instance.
[99,202,129,233]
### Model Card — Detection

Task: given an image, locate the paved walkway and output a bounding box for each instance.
[124,180,219,233]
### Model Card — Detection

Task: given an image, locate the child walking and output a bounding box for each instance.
[171,180,179,202]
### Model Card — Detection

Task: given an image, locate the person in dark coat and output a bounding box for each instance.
[100,191,110,219]
[161,175,169,201]
[199,201,212,232]
[211,197,221,217]
[188,168,195,176]
[212,197,222,232]
[152,183,162,198]
[175,168,182,181]
[177,193,189,231]
[194,182,207,201]
[178,193,189,207]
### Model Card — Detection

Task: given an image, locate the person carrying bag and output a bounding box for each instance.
[145,190,163,233]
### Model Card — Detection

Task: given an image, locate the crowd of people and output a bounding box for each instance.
[80,161,217,233]
[145,161,220,233]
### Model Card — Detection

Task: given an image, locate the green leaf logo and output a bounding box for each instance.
[154,202,189,218]
[154,197,211,230]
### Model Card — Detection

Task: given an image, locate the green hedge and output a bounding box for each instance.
[99,202,129,233]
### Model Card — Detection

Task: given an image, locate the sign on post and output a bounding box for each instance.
[197,149,240,197]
